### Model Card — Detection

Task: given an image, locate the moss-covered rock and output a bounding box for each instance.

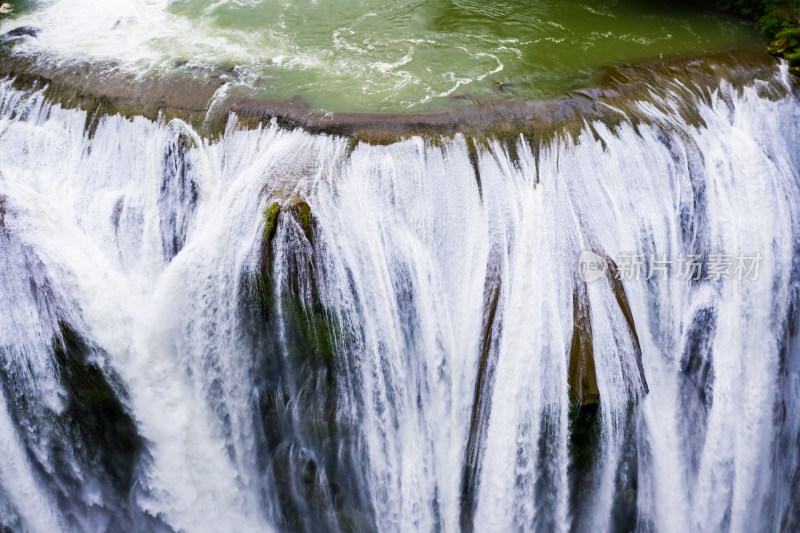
[282,295,338,366]
[297,202,312,236]
[263,201,281,244]
[262,199,313,245]
[240,198,376,533]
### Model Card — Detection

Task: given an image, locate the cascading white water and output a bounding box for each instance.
[0,63,798,533]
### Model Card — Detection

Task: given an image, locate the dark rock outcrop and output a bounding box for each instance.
[0,26,39,40]
[241,200,376,533]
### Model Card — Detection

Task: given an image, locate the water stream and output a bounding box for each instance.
[0,58,798,532]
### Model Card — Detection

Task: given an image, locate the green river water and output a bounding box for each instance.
[1,0,761,112]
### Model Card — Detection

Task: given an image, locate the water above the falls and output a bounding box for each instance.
[0,62,799,532]
[0,0,759,112]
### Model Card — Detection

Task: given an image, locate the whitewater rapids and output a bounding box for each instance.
[0,64,798,533]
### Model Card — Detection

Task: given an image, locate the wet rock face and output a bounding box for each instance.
[566,262,644,533]
[160,127,200,260]
[0,318,158,530]
[569,283,599,405]
[0,26,39,40]
[240,201,376,533]
[568,400,639,533]
[1,216,146,529]
[263,202,281,244]
[51,323,143,494]
[460,275,503,533]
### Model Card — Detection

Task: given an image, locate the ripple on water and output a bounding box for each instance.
[0,0,761,112]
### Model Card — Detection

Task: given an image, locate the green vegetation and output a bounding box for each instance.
[714,0,800,71]
[297,202,311,237]
[257,199,336,366]
[264,201,281,243]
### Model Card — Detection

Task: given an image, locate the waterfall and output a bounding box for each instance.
[0,63,798,533]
